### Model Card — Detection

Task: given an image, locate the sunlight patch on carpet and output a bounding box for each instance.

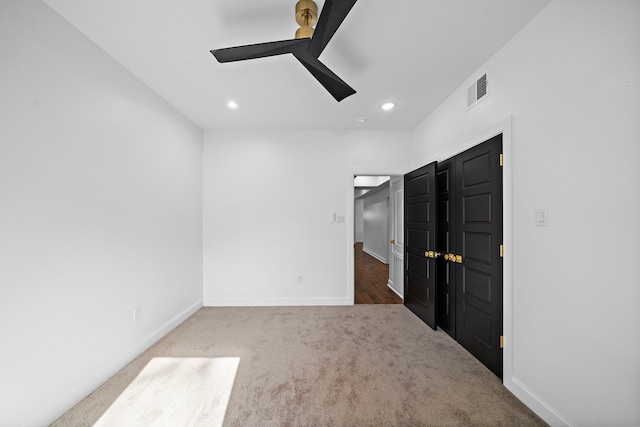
[94,357,239,426]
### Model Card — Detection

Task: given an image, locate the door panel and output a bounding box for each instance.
[408,230,428,249]
[407,173,431,197]
[464,232,493,263]
[462,302,493,342]
[463,194,492,223]
[436,159,455,338]
[462,152,492,187]
[408,203,429,222]
[404,162,437,329]
[407,252,428,277]
[455,134,503,378]
[463,267,492,303]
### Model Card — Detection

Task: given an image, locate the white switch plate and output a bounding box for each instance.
[535,208,549,226]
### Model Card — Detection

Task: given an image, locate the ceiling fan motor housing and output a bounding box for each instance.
[295,0,318,38]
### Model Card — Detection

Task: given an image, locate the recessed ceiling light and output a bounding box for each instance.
[355,117,367,124]
[227,101,239,110]
[381,102,396,111]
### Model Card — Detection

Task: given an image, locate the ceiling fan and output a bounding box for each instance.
[210,0,358,102]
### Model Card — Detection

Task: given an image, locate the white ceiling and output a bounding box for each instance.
[354,176,390,188]
[42,0,550,131]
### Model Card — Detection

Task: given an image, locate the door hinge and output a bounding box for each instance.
[499,153,504,167]
[500,335,504,349]
[499,244,504,258]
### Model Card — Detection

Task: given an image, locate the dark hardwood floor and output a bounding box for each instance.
[354,242,403,304]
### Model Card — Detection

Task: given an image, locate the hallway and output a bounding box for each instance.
[354,242,403,304]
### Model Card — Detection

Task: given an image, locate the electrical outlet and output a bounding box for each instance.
[133,306,142,322]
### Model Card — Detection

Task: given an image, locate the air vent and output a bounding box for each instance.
[467,72,489,109]
[476,74,487,99]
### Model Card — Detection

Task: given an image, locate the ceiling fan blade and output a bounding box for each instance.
[211,38,310,63]
[308,0,358,58]
[293,51,355,102]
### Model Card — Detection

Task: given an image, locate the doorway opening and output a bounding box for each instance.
[353,175,403,304]
[347,118,513,384]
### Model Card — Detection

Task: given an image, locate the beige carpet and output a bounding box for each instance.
[53,305,547,426]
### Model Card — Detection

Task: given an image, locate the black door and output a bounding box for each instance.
[404,162,437,329]
[454,134,503,378]
[436,159,456,338]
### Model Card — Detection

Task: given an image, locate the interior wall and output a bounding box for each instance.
[410,1,640,425]
[362,185,390,263]
[203,130,411,306]
[0,1,204,425]
[354,198,364,242]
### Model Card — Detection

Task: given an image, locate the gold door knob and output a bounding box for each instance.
[455,255,463,263]
[434,252,441,258]
[390,239,395,244]
[444,254,449,261]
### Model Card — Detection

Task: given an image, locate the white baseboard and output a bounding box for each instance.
[21,299,203,427]
[203,297,352,307]
[362,247,388,264]
[387,280,404,299]
[504,376,574,427]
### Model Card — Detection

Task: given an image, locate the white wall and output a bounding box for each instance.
[410,1,640,426]
[203,130,411,306]
[362,185,390,263]
[354,198,364,242]
[0,1,203,425]
[2,1,636,426]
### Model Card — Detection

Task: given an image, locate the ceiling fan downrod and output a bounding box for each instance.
[295,0,318,39]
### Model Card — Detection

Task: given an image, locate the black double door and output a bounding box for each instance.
[404,162,438,329]
[404,134,503,378]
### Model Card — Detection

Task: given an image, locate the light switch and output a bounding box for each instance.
[535,208,548,226]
